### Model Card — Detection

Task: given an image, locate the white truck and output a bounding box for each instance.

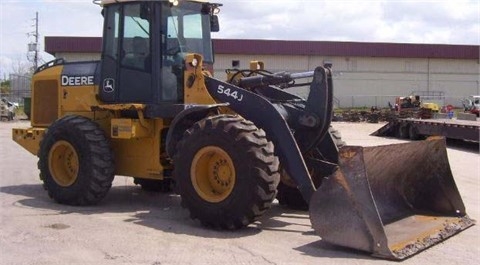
[1,98,17,121]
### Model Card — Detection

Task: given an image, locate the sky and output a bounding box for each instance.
[0,0,479,78]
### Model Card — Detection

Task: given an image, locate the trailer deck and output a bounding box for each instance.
[372,118,480,142]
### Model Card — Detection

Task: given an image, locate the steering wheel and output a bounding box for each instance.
[166,44,191,55]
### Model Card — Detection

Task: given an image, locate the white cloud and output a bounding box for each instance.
[0,55,13,79]
[1,0,479,77]
[215,0,479,44]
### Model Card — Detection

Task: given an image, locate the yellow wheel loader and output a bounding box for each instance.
[12,0,474,260]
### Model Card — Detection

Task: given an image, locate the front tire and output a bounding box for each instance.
[38,115,115,205]
[174,115,280,229]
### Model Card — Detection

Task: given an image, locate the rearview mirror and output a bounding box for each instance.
[210,15,220,32]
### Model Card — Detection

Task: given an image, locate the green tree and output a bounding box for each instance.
[1,80,11,94]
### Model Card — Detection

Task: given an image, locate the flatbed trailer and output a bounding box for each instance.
[372,118,480,142]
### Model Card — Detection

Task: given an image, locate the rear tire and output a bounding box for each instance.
[134,178,172,192]
[174,115,280,229]
[276,126,344,210]
[38,115,115,205]
[276,182,309,210]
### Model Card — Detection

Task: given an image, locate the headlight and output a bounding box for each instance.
[190,58,198,67]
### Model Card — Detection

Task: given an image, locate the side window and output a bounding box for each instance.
[183,14,202,39]
[104,5,120,59]
[167,16,179,38]
[121,4,151,71]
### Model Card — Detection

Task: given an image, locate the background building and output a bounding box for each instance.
[45,36,479,108]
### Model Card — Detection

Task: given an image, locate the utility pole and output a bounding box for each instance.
[34,12,39,70]
[27,12,39,71]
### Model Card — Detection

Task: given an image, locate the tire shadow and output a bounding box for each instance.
[0,182,380,260]
[446,138,479,154]
[0,182,295,239]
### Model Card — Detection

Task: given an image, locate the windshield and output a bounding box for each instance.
[163,2,214,63]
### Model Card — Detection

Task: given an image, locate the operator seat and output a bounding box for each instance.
[123,36,149,70]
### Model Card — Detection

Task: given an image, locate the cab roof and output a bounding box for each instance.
[98,0,209,6]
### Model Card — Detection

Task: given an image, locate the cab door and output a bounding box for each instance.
[100,2,154,104]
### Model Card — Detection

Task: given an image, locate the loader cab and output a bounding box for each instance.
[99,0,219,105]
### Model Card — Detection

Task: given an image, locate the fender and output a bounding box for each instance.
[165,103,227,158]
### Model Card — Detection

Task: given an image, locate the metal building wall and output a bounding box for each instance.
[51,50,479,108]
[55,52,100,62]
[214,54,479,108]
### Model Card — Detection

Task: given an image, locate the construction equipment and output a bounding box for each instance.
[12,0,474,260]
[395,94,421,112]
[395,94,440,114]
[421,102,440,113]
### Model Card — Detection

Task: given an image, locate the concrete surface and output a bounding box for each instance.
[0,120,479,265]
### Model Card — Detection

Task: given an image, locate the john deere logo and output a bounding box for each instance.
[61,75,94,86]
[103,78,115,93]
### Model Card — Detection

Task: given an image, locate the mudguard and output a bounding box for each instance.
[165,104,227,158]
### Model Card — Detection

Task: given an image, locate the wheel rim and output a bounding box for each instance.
[48,140,79,187]
[190,146,236,203]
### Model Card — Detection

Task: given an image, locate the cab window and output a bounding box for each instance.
[121,4,151,71]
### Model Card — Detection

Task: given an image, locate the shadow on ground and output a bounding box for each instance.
[446,138,479,154]
[0,182,377,261]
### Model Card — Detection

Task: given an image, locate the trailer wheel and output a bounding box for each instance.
[173,115,280,229]
[408,125,422,140]
[38,115,115,205]
[398,124,409,139]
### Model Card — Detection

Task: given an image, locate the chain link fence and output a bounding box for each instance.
[336,94,466,109]
[1,74,31,107]
[0,75,469,111]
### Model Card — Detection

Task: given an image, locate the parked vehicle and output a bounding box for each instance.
[462,95,480,117]
[1,98,17,121]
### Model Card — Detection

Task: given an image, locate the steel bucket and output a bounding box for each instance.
[309,137,475,260]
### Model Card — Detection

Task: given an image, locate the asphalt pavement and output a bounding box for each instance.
[1,121,479,265]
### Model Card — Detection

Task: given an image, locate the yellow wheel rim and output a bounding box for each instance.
[191,146,236,203]
[48,140,79,187]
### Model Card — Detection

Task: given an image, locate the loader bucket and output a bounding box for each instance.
[309,137,475,260]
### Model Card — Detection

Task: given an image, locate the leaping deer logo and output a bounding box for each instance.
[103,78,115,93]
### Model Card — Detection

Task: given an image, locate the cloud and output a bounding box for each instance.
[0,0,102,77]
[0,55,13,78]
[1,0,479,77]
[215,0,480,44]
[378,0,480,44]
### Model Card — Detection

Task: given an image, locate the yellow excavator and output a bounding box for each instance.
[12,0,474,260]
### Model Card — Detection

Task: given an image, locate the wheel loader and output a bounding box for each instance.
[12,0,474,260]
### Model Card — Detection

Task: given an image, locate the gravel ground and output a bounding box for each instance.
[0,120,479,265]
